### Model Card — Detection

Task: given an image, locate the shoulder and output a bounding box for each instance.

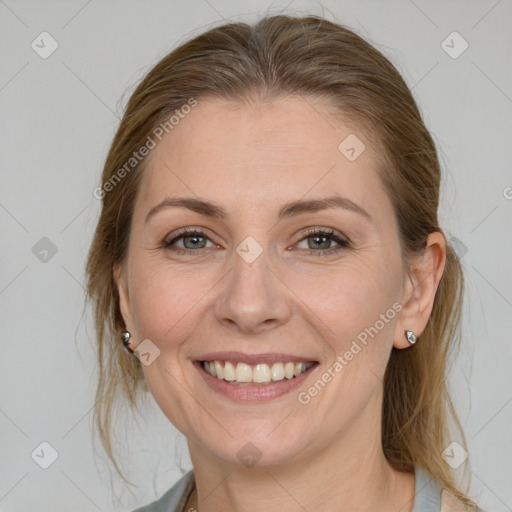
[441,489,486,512]
[131,470,195,512]
[413,466,484,512]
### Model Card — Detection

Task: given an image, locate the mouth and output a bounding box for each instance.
[200,359,315,385]
[193,352,319,401]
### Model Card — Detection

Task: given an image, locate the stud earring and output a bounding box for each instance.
[121,330,135,354]
[404,330,417,345]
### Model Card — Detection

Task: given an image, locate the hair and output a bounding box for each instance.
[86,13,474,506]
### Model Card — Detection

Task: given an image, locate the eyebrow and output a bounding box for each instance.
[145,195,373,224]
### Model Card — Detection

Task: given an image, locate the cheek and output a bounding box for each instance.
[291,257,401,395]
[128,257,200,342]
[293,257,399,337]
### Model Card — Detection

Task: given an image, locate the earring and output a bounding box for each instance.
[121,330,135,354]
[404,330,417,345]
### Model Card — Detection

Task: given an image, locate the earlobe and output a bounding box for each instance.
[393,232,447,350]
[113,262,134,331]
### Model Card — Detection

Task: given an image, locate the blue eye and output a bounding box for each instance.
[163,228,216,255]
[163,227,350,256]
[295,228,350,255]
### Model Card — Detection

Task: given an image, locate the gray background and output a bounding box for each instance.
[1,1,511,511]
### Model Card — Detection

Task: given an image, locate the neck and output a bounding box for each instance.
[186,394,415,512]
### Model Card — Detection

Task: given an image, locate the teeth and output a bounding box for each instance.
[202,360,313,385]
[294,362,306,377]
[253,364,271,383]
[214,360,223,379]
[270,362,284,381]
[284,362,295,379]
[224,361,236,381]
[235,363,252,382]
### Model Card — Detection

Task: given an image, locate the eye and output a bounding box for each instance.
[162,228,218,255]
[293,228,350,256]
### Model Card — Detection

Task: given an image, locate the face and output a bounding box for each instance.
[116,95,409,468]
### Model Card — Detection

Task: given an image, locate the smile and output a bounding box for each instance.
[201,360,314,386]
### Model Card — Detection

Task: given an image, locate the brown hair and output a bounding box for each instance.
[86,14,474,506]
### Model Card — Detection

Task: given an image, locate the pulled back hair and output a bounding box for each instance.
[86,14,473,506]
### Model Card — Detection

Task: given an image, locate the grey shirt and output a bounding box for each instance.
[132,466,451,512]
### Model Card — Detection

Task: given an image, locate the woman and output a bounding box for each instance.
[86,14,483,512]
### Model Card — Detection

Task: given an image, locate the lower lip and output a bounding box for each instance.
[194,361,318,402]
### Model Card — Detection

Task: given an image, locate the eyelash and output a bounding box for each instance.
[162,227,350,257]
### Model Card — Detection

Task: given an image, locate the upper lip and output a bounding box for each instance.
[195,351,318,365]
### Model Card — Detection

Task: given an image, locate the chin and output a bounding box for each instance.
[195,423,314,469]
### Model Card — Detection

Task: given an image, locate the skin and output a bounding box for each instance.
[115,95,446,512]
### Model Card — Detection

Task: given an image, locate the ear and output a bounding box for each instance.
[393,231,446,349]
[113,262,135,333]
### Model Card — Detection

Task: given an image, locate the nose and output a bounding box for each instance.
[214,244,292,334]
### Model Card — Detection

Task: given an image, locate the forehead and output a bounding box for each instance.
[136,95,390,219]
